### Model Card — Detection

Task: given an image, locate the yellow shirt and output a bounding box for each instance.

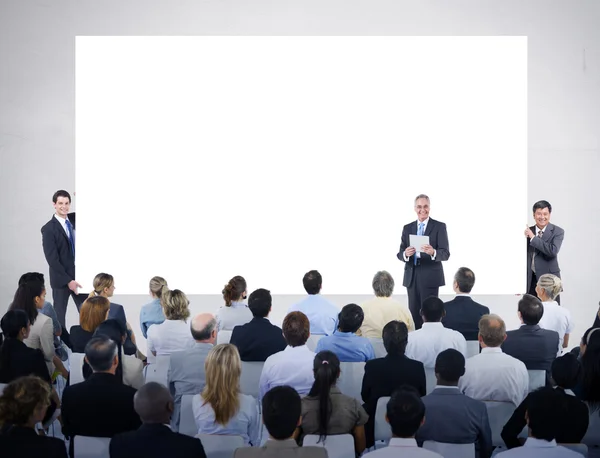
[359,296,415,338]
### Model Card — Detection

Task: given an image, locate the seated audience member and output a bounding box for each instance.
[193,344,260,445]
[315,304,375,362]
[593,305,600,329]
[259,311,315,399]
[234,386,327,458]
[495,388,582,458]
[0,376,67,458]
[405,297,467,368]
[230,288,286,361]
[362,321,426,447]
[147,287,195,357]
[502,353,589,449]
[364,388,442,458]
[359,271,414,337]
[168,313,216,431]
[536,274,573,351]
[139,276,167,339]
[301,351,368,455]
[110,382,206,458]
[416,349,492,458]
[459,314,529,406]
[578,327,600,406]
[215,276,252,332]
[69,296,110,353]
[288,270,339,336]
[442,268,490,341]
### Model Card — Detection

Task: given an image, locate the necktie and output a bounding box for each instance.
[65,219,75,257]
[414,222,425,265]
[532,230,543,273]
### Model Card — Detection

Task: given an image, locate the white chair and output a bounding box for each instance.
[425,367,436,394]
[74,436,111,458]
[527,370,545,392]
[466,340,480,358]
[240,361,264,399]
[69,352,86,385]
[217,330,233,345]
[196,434,244,458]
[306,334,324,351]
[368,338,387,358]
[144,354,170,386]
[337,362,366,402]
[423,440,476,458]
[559,443,588,457]
[374,396,392,443]
[484,401,517,447]
[179,394,197,437]
[303,434,355,458]
[582,409,600,447]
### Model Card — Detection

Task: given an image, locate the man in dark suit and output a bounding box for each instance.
[41,190,85,328]
[442,268,490,341]
[398,194,450,329]
[526,200,564,303]
[230,288,286,361]
[110,382,206,458]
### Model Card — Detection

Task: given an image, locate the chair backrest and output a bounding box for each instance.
[303,434,355,458]
[527,370,545,392]
[484,401,517,447]
[582,408,600,446]
[374,396,392,443]
[144,354,170,386]
[196,434,244,458]
[306,334,324,351]
[69,352,86,385]
[179,394,197,437]
[240,361,264,399]
[425,367,436,394]
[558,443,589,457]
[423,440,476,458]
[74,436,111,458]
[368,338,387,358]
[465,340,480,358]
[217,330,233,345]
[337,362,366,402]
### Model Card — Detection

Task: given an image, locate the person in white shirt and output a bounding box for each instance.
[364,387,442,457]
[259,311,315,399]
[535,274,573,350]
[405,297,467,368]
[215,275,252,332]
[459,314,529,407]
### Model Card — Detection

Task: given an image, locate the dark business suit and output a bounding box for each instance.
[442,296,490,341]
[108,303,136,355]
[0,425,68,458]
[230,317,286,362]
[110,423,206,458]
[398,218,450,329]
[527,223,564,301]
[502,325,559,380]
[0,339,51,384]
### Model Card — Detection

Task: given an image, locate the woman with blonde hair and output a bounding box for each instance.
[139,276,167,338]
[536,274,573,351]
[215,275,252,332]
[69,296,110,353]
[192,344,259,445]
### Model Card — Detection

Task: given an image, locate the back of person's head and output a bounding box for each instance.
[247,288,271,318]
[202,344,241,425]
[435,349,466,385]
[90,272,114,297]
[478,314,506,348]
[0,376,51,427]
[134,382,173,424]
[303,270,322,295]
[386,387,426,438]
[18,272,45,287]
[526,387,564,441]
[9,281,44,325]
[372,271,394,297]
[551,353,581,390]
[582,328,600,405]
[454,267,475,293]
[536,274,562,301]
[309,351,341,442]
[92,319,126,382]
[420,296,445,322]
[149,276,168,299]
[79,296,110,332]
[160,287,190,321]
[222,276,247,306]
[382,321,408,356]
[262,386,301,440]
[84,335,118,373]
[52,189,71,204]
[282,312,310,347]
[0,310,30,339]
[518,294,544,325]
[337,303,364,333]
[191,313,217,342]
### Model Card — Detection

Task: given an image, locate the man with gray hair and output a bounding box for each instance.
[360,270,414,338]
[458,314,529,406]
[110,382,207,458]
[168,313,216,430]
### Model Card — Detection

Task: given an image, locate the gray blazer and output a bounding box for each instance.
[233,439,328,458]
[502,325,560,376]
[416,387,492,458]
[527,223,564,292]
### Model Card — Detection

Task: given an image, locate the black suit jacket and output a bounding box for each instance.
[230,317,286,362]
[442,296,490,341]
[0,339,51,384]
[0,425,68,458]
[502,325,559,375]
[526,223,564,293]
[110,423,206,458]
[41,214,76,289]
[398,218,450,288]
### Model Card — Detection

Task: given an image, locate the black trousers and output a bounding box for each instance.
[52,286,86,328]
[529,271,561,304]
[407,266,439,329]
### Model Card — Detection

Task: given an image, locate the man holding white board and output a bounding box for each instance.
[398,194,450,329]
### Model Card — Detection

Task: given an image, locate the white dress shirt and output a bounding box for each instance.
[364,437,443,457]
[402,218,437,261]
[405,322,467,368]
[146,319,196,356]
[495,438,582,457]
[54,213,70,236]
[215,301,253,332]
[458,347,529,406]
[259,345,315,399]
[538,300,573,351]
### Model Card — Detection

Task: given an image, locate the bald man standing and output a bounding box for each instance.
[110,382,206,458]
[168,313,216,431]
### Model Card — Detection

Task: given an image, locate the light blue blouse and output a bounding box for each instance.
[140,298,166,338]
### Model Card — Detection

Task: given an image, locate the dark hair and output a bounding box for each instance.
[91,319,125,382]
[532,200,552,213]
[518,294,544,325]
[248,288,271,318]
[191,317,216,341]
[282,312,310,347]
[454,267,475,293]
[303,270,322,295]
[435,349,466,383]
[18,272,45,286]
[382,321,408,356]
[222,276,247,306]
[527,387,562,441]
[581,329,600,405]
[337,304,364,333]
[9,282,44,325]
[0,310,30,339]
[52,190,71,204]
[0,376,51,427]
[262,386,301,440]
[386,387,425,438]
[582,327,599,345]
[308,351,341,443]
[420,296,444,322]
[551,353,581,389]
[84,336,118,372]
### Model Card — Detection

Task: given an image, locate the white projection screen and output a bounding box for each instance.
[75,36,527,295]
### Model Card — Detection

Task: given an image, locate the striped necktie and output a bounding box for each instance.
[414,222,425,265]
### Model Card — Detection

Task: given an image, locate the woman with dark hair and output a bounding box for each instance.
[215,276,252,332]
[301,351,368,455]
[579,328,600,408]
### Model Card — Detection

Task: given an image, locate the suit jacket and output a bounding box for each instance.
[0,425,68,458]
[415,388,493,458]
[0,338,51,384]
[442,296,490,341]
[230,317,287,362]
[110,423,206,458]
[398,218,450,288]
[527,223,564,292]
[233,438,328,458]
[502,325,559,376]
[41,214,76,289]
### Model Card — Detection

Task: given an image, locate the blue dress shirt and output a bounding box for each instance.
[315,331,375,362]
[288,295,339,335]
[140,298,166,338]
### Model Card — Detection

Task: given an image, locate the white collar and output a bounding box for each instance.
[455,293,471,297]
[54,214,67,223]
[535,225,549,234]
[388,437,419,448]
[524,438,557,448]
[421,322,444,329]
[417,218,430,227]
[434,385,460,390]
[284,344,312,352]
[480,347,503,354]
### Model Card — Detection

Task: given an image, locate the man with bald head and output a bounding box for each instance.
[110,382,206,458]
[168,313,216,431]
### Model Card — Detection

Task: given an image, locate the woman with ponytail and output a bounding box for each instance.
[301,351,368,455]
[215,275,252,332]
[139,276,168,338]
[536,274,573,350]
[579,328,600,409]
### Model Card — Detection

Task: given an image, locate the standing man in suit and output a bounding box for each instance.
[41,190,85,328]
[398,194,450,329]
[526,200,564,303]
